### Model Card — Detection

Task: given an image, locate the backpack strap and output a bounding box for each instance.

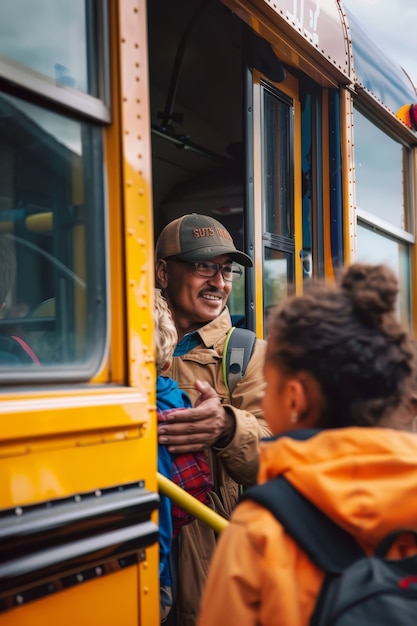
[10,335,40,365]
[222,327,256,398]
[0,335,40,365]
[241,475,365,574]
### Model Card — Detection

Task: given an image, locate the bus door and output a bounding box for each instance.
[249,68,302,337]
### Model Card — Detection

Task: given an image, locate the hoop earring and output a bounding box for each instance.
[290,412,298,424]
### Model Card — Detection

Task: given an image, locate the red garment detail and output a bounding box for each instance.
[398,575,417,589]
[158,409,213,538]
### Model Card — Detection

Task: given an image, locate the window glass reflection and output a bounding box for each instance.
[263,248,293,335]
[356,222,410,325]
[0,0,94,96]
[354,109,406,230]
[227,265,245,324]
[264,89,292,238]
[0,92,106,374]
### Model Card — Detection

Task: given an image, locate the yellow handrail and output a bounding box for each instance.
[157,472,229,534]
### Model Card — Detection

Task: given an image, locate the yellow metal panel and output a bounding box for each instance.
[101,0,127,385]
[0,396,156,508]
[117,0,155,397]
[138,543,160,626]
[0,436,155,507]
[0,567,142,626]
[0,388,151,440]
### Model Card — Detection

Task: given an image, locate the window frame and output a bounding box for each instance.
[353,101,416,326]
[0,1,110,383]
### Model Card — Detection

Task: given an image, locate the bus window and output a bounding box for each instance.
[0,0,99,98]
[263,248,293,332]
[263,86,293,240]
[300,85,324,281]
[354,107,414,326]
[0,93,106,378]
[261,82,295,328]
[354,109,408,230]
[356,223,411,326]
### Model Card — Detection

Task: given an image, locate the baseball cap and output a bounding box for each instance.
[155,213,253,267]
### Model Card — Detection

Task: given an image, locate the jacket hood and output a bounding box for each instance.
[258,427,417,550]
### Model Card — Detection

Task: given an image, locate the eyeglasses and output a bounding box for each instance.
[168,258,243,282]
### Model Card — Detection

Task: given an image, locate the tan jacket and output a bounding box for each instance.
[165,307,269,626]
[198,427,417,626]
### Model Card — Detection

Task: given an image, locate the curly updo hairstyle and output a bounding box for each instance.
[266,264,417,428]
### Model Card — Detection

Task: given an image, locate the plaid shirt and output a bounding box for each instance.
[158,409,213,538]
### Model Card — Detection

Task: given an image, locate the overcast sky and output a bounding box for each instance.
[342,0,417,88]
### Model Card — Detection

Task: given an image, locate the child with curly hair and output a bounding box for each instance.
[198,264,417,626]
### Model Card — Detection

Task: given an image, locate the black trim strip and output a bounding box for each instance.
[0,482,159,601]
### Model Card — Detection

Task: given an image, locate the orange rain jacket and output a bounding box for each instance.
[198,427,417,626]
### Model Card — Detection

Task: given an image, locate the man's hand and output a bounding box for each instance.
[157,380,235,453]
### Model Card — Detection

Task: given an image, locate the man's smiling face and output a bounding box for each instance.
[159,254,233,335]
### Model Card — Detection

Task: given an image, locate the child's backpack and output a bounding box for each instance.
[222,326,256,399]
[242,472,417,625]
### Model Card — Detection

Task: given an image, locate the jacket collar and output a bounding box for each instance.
[196,306,232,348]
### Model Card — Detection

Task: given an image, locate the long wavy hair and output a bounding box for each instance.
[154,288,178,374]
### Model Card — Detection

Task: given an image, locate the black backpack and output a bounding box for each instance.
[242,459,417,624]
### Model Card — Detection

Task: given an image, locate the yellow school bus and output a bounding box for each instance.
[0,1,416,624]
